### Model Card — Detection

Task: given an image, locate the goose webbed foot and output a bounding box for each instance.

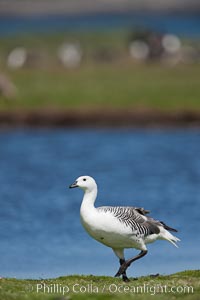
[115,259,130,282]
[122,274,130,282]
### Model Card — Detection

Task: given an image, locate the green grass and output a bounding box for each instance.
[0,270,199,300]
[1,31,200,112]
[1,64,200,111]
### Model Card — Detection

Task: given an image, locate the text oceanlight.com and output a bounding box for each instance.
[27,283,194,296]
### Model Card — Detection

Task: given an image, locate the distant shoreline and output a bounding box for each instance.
[0,0,200,17]
[1,108,200,128]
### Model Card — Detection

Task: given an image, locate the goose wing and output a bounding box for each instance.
[97,206,161,235]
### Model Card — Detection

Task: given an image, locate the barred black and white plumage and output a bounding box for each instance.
[98,206,177,237]
[70,175,180,282]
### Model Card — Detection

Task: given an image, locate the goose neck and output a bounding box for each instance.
[81,188,97,209]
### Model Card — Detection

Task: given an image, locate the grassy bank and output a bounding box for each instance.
[1,64,200,112]
[0,32,200,113]
[0,270,199,300]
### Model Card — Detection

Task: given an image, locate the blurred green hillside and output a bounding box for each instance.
[0,31,200,112]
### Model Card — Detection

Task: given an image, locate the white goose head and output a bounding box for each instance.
[69,175,97,193]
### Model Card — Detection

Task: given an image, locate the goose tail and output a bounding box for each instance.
[159,227,180,248]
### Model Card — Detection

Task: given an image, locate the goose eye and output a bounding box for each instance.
[83,178,87,181]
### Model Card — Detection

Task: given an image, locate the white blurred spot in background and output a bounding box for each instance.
[129,40,150,61]
[7,47,27,69]
[162,34,181,54]
[57,43,82,68]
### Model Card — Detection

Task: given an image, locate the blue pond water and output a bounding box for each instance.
[0,128,199,279]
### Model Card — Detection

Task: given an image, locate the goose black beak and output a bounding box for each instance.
[69,181,78,188]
